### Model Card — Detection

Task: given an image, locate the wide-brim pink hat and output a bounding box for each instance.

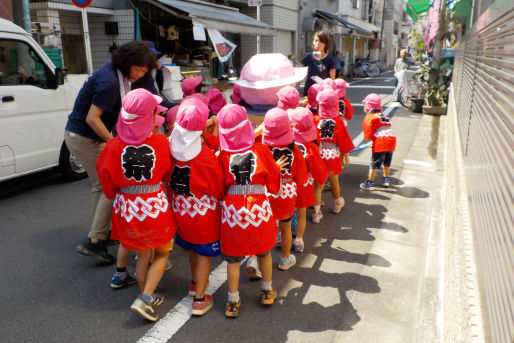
[167,105,180,127]
[181,76,202,97]
[362,93,383,113]
[277,86,300,111]
[317,89,339,119]
[287,107,317,143]
[170,98,209,161]
[334,78,348,98]
[116,88,167,145]
[321,78,335,90]
[262,107,294,146]
[307,83,325,108]
[217,104,255,153]
[206,88,227,115]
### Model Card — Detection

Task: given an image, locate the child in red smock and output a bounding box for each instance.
[360,93,396,189]
[334,78,354,125]
[287,107,328,252]
[96,89,176,322]
[262,107,309,270]
[167,98,224,316]
[217,104,286,318]
[313,89,355,222]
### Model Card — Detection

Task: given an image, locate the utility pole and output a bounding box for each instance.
[378,0,386,62]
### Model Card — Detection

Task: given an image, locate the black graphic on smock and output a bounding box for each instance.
[377,113,391,124]
[339,100,346,115]
[319,119,336,139]
[229,151,256,185]
[122,145,155,182]
[272,148,294,175]
[296,143,307,157]
[169,165,193,196]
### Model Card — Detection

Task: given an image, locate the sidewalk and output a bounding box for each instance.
[335,105,445,342]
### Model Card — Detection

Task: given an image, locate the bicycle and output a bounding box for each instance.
[398,80,424,108]
[350,62,381,78]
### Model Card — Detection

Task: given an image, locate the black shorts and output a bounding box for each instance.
[221,251,270,263]
[370,151,393,169]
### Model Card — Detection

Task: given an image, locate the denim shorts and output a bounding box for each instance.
[175,235,221,257]
[221,250,270,263]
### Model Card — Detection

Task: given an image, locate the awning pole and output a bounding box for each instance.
[256,4,261,54]
[81,7,93,74]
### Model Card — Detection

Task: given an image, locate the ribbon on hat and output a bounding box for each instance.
[120,108,140,120]
[219,119,250,134]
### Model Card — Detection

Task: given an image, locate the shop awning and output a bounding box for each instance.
[406,0,431,21]
[146,0,275,36]
[315,10,373,37]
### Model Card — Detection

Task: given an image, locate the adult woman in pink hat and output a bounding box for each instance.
[313,89,355,222]
[167,98,225,317]
[287,107,328,252]
[262,107,308,270]
[96,88,175,322]
[217,104,287,318]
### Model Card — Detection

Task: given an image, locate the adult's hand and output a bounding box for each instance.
[85,104,113,142]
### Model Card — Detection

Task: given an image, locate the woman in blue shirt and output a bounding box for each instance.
[301,31,336,96]
[64,41,156,265]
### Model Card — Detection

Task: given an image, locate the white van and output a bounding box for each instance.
[0,18,88,182]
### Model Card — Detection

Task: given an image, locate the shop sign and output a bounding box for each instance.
[72,0,92,8]
[248,0,262,6]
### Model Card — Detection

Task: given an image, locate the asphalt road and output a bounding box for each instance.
[0,71,427,343]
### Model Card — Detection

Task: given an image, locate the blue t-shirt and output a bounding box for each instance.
[301,53,335,96]
[65,62,121,141]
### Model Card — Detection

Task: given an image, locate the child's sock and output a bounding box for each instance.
[142,293,153,302]
[228,291,240,303]
[115,267,127,279]
[261,281,272,291]
[313,205,321,212]
[194,297,205,302]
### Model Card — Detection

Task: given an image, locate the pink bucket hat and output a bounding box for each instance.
[334,78,348,98]
[321,78,335,90]
[287,107,317,143]
[362,93,383,113]
[317,89,340,119]
[262,107,294,147]
[217,104,255,153]
[231,84,242,104]
[167,105,179,127]
[277,86,300,111]
[170,98,209,161]
[185,93,209,106]
[206,88,227,115]
[181,75,203,97]
[307,83,325,108]
[116,88,167,145]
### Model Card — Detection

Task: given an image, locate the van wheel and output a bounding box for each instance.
[59,143,87,181]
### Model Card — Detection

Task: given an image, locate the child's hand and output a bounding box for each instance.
[254,123,264,137]
[275,155,289,173]
[343,153,350,167]
[302,96,309,107]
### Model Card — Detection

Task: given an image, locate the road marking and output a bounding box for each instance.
[403,159,433,168]
[138,261,230,343]
[349,85,395,89]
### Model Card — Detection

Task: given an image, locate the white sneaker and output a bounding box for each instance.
[332,197,345,214]
[311,209,323,224]
[245,256,262,280]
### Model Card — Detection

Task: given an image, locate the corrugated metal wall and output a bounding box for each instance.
[452,3,514,343]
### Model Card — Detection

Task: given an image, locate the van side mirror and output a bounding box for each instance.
[55,67,64,86]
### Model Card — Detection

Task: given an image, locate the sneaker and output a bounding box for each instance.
[311,209,323,224]
[382,177,390,187]
[76,238,115,264]
[245,257,262,280]
[191,294,214,316]
[360,180,375,190]
[150,293,164,308]
[225,300,241,318]
[331,197,345,214]
[165,259,173,271]
[110,273,137,289]
[278,255,296,270]
[293,238,304,253]
[130,295,160,322]
[260,288,278,306]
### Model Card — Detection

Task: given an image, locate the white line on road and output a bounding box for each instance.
[138,261,230,343]
[403,159,433,168]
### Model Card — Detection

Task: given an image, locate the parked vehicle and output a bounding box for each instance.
[0,19,88,182]
[350,59,381,78]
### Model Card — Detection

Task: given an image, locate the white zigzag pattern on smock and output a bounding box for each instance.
[221,200,273,229]
[267,181,297,199]
[320,148,341,160]
[172,194,217,218]
[114,191,168,223]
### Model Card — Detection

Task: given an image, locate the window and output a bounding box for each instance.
[394,21,399,35]
[0,39,50,88]
[353,0,360,9]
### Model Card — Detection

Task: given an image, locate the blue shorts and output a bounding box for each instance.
[175,235,221,257]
